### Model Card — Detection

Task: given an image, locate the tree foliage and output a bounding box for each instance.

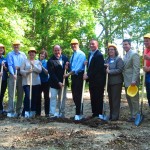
[0,0,149,56]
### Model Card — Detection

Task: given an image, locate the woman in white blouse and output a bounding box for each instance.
[20,47,42,118]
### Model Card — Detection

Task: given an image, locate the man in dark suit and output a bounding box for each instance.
[83,39,105,118]
[47,45,69,118]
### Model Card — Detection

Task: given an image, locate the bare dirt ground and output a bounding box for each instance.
[0,91,150,150]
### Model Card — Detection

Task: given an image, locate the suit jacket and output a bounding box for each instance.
[105,56,124,85]
[123,50,140,87]
[47,55,69,89]
[87,50,105,87]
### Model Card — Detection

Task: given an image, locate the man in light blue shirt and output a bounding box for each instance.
[7,40,27,117]
[65,39,86,121]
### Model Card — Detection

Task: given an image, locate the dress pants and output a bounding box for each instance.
[89,84,104,117]
[22,85,40,116]
[0,80,7,111]
[125,87,139,118]
[145,73,150,106]
[71,72,84,115]
[36,82,50,115]
[108,83,122,120]
[7,75,23,114]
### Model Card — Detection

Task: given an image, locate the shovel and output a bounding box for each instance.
[29,65,33,117]
[58,68,67,118]
[134,61,145,126]
[0,61,4,95]
[100,72,109,121]
[13,69,17,112]
[80,65,87,116]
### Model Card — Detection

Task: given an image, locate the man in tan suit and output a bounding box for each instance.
[122,39,140,122]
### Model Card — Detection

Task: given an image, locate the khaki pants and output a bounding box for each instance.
[125,87,139,118]
[7,74,23,114]
[49,86,67,116]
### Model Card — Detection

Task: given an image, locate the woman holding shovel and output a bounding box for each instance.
[20,47,42,118]
[0,44,8,115]
[36,49,50,117]
[105,44,124,121]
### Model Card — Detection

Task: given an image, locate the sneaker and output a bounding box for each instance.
[13,113,20,118]
[74,115,83,121]
[54,112,59,118]
[29,111,36,118]
[7,112,15,118]
[49,114,56,118]
[74,115,80,120]
[25,111,30,118]
[99,114,104,119]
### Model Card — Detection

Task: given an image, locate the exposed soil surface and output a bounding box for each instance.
[0,91,150,150]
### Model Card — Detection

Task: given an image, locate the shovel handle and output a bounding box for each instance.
[13,69,17,110]
[29,65,33,111]
[59,68,66,115]
[0,61,4,95]
[80,64,87,115]
[141,60,146,113]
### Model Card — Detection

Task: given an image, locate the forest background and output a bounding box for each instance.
[0,0,149,58]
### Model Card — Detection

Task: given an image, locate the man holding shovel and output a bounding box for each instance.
[7,40,27,117]
[48,45,69,118]
[122,39,140,122]
[143,33,150,107]
[64,39,86,121]
[83,39,105,119]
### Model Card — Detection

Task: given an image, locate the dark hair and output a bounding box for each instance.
[107,47,119,56]
[39,49,48,58]
[123,39,131,45]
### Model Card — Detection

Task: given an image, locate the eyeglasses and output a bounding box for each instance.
[109,49,115,51]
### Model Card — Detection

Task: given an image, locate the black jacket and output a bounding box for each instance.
[47,55,69,89]
[87,50,106,87]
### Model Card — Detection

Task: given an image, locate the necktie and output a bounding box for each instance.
[70,52,75,67]
[88,53,93,67]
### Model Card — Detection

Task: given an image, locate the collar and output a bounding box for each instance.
[13,50,21,55]
[90,49,97,55]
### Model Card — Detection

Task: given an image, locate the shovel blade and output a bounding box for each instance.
[135,113,144,126]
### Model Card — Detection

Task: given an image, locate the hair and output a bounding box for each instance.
[89,39,99,46]
[123,39,132,45]
[39,49,48,58]
[53,45,62,50]
[107,46,119,56]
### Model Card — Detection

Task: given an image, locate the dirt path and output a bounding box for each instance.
[0,91,150,150]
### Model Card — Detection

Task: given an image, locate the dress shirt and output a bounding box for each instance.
[88,50,97,66]
[7,50,27,75]
[70,49,86,75]
[0,56,8,80]
[39,59,49,83]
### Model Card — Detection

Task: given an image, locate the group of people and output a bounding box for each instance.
[0,33,150,122]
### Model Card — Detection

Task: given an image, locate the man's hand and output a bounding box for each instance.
[144,54,150,60]
[143,66,150,72]
[13,74,17,80]
[84,61,88,65]
[0,72,3,77]
[58,82,63,88]
[65,62,69,70]
[83,73,88,80]
[131,81,136,86]
[15,66,20,70]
